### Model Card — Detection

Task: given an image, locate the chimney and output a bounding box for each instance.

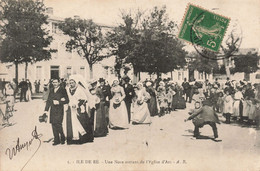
[46,7,53,15]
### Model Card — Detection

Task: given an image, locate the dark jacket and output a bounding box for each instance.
[19,81,28,89]
[96,85,111,102]
[188,105,220,124]
[123,83,135,102]
[44,87,69,124]
[182,82,190,91]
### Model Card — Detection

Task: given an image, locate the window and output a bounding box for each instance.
[52,23,58,33]
[36,66,42,80]
[199,72,203,80]
[66,67,72,78]
[50,66,60,79]
[178,72,182,80]
[79,66,85,77]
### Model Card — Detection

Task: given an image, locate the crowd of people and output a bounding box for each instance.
[199,78,260,125]
[40,74,259,145]
[185,77,260,139]
[0,75,259,143]
[0,78,35,126]
[41,75,194,145]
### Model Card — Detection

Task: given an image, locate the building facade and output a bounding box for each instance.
[1,8,115,83]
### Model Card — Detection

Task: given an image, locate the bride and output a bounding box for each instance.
[66,75,95,144]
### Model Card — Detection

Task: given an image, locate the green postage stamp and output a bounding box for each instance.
[178,4,230,52]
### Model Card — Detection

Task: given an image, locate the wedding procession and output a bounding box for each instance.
[0,0,260,170]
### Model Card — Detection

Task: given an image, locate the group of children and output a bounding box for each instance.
[192,79,260,126]
[152,81,186,117]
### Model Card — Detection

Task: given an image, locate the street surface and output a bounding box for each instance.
[0,99,260,171]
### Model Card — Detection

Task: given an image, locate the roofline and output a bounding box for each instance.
[47,14,114,28]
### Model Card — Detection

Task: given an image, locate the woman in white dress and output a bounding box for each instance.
[66,75,94,144]
[4,83,15,112]
[131,82,151,124]
[25,79,32,101]
[109,79,129,129]
[223,88,234,124]
[233,87,244,120]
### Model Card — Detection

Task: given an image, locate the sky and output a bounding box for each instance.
[44,0,260,49]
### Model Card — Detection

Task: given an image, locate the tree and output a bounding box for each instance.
[220,23,242,77]
[137,6,188,79]
[213,65,226,75]
[58,18,108,79]
[188,51,219,79]
[107,6,187,81]
[0,0,55,81]
[106,11,142,80]
[232,52,259,74]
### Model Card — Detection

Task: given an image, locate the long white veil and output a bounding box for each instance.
[68,74,98,129]
[69,74,91,99]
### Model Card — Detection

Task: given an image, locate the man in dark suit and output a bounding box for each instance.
[44,78,69,146]
[122,77,135,123]
[18,79,28,102]
[182,78,191,103]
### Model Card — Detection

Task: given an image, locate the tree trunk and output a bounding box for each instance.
[117,69,121,80]
[25,62,28,79]
[89,64,93,79]
[171,71,173,80]
[15,62,18,83]
[223,58,231,78]
[156,71,161,80]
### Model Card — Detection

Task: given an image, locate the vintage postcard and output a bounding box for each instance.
[0,0,260,171]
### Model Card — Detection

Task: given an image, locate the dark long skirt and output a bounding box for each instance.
[148,96,158,116]
[94,102,108,137]
[172,95,178,110]
[172,91,186,110]
[66,107,94,144]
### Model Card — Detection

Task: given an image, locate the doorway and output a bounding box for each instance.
[50,66,60,79]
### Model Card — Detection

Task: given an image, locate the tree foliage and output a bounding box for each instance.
[188,51,219,74]
[58,18,108,78]
[107,6,187,79]
[0,0,55,80]
[233,52,259,74]
[220,28,242,77]
[106,11,141,77]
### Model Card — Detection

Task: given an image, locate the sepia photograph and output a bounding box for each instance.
[0,0,259,170]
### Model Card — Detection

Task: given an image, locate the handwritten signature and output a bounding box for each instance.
[5,126,42,170]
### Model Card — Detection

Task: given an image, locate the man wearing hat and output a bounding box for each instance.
[182,78,191,103]
[185,100,220,140]
[122,76,135,123]
[207,84,219,112]
[213,78,220,89]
